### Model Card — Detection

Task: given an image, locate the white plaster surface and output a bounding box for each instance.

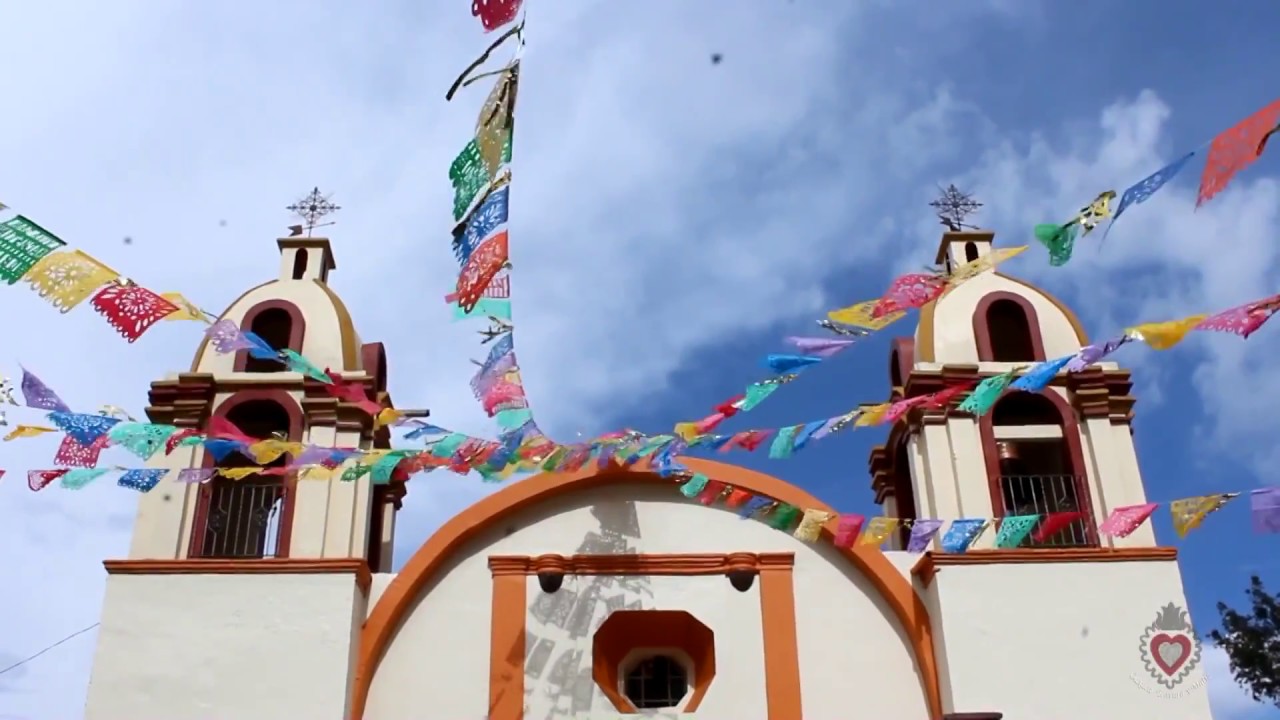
[925,558,1214,719]
[84,572,366,720]
[364,483,932,720]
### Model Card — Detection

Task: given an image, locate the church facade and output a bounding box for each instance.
[83,231,1214,719]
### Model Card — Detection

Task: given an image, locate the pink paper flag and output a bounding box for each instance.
[1098,503,1158,538]
[833,513,866,548]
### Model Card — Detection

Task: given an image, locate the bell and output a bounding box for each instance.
[996,441,1020,462]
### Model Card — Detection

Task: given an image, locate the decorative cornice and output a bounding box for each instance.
[145,373,217,428]
[486,552,795,577]
[103,558,372,595]
[912,547,1177,587]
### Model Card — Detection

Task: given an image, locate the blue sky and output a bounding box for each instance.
[0,1,1278,718]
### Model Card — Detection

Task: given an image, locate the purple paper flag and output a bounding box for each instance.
[1250,488,1280,534]
[177,468,215,484]
[290,445,333,468]
[1066,334,1133,372]
[20,369,70,412]
[784,336,856,358]
[906,519,945,553]
[205,319,256,354]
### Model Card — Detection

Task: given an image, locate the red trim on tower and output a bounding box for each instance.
[232,299,307,371]
[972,291,1047,362]
[188,389,304,558]
[977,390,1099,546]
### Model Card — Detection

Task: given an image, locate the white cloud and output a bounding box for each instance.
[0,2,1017,717]
[954,90,1280,475]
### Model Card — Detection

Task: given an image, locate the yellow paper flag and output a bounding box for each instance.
[827,300,906,330]
[300,466,339,481]
[672,422,700,442]
[159,292,206,322]
[217,467,263,481]
[854,402,892,427]
[247,439,294,465]
[948,245,1029,284]
[1170,493,1238,537]
[792,509,835,543]
[3,424,57,441]
[1127,315,1208,351]
[24,249,119,313]
[858,517,900,547]
[374,408,404,429]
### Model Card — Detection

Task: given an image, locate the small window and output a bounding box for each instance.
[291,249,309,280]
[964,241,980,262]
[244,307,294,372]
[985,299,1037,361]
[623,655,688,709]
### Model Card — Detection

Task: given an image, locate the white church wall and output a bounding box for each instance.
[84,572,365,720]
[364,483,932,720]
[925,557,1213,719]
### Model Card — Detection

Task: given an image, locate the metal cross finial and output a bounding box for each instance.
[286,187,341,237]
[930,184,982,232]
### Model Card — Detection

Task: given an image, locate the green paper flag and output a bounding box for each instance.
[450,134,514,221]
[0,214,65,284]
[371,451,409,484]
[767,426,799,459]
[430,432,470,458]
[995,514,1040,548]
[61,468,110,490]
[679,473,710,498]
[958,372,1014,417]
[740,382,779,412]
[280,349,331,383]
[1033,222,1079,267]
[341,463,373,482]
[767,504,801,530]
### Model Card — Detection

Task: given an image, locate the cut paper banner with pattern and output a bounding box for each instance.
[452,185,509,265]
[24,249,119,313]
[1104,152,1195,240]
[90,283,181,343]
[0,211,65,285]
[1198,98,1280,207]
[473,0,523,33]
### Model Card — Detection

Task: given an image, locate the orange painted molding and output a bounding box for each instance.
[487,572,526,720]
[352,459,942,720]
[593,610,717,713]
[912,547,1178,587]
[486,552,794,577]
[103,558,372,595]
[758,559,803,719]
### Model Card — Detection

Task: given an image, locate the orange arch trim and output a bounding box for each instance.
[352,457,942,719]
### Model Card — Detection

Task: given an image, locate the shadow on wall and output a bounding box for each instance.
[516,500,669,720]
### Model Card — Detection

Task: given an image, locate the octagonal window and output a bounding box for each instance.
[623,653,689,709]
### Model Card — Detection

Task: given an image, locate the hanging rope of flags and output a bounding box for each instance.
[661,463,1275,552]
[444,0,552,454]
[1037,96,1280,265]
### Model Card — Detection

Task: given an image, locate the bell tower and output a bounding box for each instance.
[85,197,410,719]
[867,228,1154,551]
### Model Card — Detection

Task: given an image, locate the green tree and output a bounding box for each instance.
[1208,575,1280,706]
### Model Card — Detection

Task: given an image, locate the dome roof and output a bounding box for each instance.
[189,277,363,373]
[914,271,1090,364]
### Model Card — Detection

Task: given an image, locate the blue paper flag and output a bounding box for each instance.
[763,354,823,374]
[455,187,509,265]
[118,468,168,493]
[47,412,120,446]
[240,331,281,361]
[1010,355,1074,393]
[940,518,987,553]
[1105,152,1195,239]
